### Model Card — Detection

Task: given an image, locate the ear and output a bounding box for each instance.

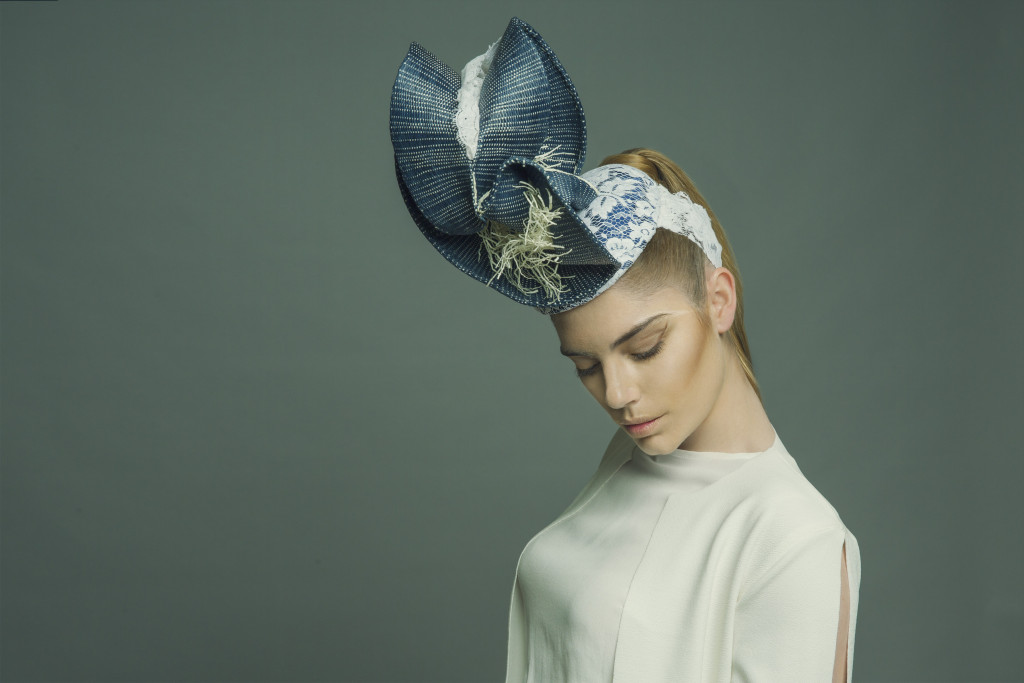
[707,266,737,335]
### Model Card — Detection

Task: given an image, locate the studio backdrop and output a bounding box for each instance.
[2,1,1021,682]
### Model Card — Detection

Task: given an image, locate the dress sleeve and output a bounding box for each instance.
[731,524,850,682]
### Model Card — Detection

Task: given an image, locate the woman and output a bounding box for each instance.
[391,18,860,683]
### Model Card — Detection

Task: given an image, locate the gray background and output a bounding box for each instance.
[2,1,1021,682]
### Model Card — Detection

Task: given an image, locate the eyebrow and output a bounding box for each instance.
[559,313,670,358]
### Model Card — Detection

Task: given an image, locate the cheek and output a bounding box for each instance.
[655,337,710,400]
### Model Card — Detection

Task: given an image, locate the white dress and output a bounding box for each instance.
[504,426,861,683]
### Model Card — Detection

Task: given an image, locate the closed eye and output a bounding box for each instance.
[574,340,665,378]
[632,340,664,361]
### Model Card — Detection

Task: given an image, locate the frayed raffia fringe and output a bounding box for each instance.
[478,181,574,300]
[533,145,574,169]
[533,146,600,192]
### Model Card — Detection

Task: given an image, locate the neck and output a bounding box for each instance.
[679,338,775,453]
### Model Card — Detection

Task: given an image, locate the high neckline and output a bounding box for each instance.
[654,425,780,461]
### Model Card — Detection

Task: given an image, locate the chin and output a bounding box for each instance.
[630,434,679,457]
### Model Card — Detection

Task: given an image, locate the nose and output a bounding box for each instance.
[602,361,640,410]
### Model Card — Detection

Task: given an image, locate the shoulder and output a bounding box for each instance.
[725,445,852,591]
[732,445,846,536]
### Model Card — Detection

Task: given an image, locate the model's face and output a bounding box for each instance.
[551,283,726,456]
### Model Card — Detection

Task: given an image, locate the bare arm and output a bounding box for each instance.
[832,542,851,683]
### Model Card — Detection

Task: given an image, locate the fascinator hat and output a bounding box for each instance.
[390,17,723,314]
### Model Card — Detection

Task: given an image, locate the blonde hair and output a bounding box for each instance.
[599,148,763,406]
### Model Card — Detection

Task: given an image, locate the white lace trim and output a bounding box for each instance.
[455,40,499,161]
[649,183,723,268]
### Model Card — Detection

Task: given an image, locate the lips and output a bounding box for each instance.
[622,415,662,437]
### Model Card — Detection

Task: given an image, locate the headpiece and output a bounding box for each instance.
[390,17,723,314]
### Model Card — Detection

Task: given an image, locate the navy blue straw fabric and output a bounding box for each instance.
[391,17,626,312]
[390,43,479,235]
